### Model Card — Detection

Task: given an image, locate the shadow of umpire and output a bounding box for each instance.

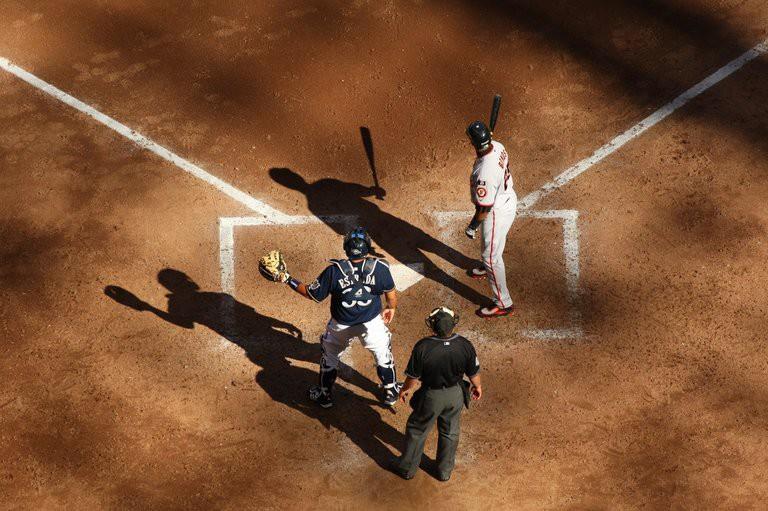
[104,268,404,468]
[269,167,487,305]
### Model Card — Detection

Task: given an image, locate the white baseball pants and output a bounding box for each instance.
[480,203,517,309]
[320,315,396,387]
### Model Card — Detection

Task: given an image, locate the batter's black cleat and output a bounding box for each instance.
[468,267,487,280]
[308,386,333,408]
[382,383,402,407]
[437,473,451,482]
[476,304,515,318]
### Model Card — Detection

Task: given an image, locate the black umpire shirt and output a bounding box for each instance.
[404,334,480,389]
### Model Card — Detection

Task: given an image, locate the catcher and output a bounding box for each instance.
[259,226,401,408]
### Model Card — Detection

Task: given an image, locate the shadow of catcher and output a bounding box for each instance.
[104,268,406,468]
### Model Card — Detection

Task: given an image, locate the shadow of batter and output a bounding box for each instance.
[269,167,487,305]
[104,268,405,469]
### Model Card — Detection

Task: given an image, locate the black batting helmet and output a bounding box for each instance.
[343,226,372,258]
[466,120,492,152]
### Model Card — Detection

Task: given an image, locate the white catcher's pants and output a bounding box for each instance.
[320,315,396,387]
[480,198,517,308]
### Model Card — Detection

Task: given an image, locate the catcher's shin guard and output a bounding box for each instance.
[376,364,397,388]
[318,333,339,392]
[319,365,338,392]
[378,364,400,406]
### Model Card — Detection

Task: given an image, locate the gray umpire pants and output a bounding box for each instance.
[396,384,464,478]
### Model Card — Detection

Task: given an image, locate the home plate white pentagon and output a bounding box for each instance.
[391,263,425,292]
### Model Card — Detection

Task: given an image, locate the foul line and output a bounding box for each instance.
[519,38,768,210]
[0,57,287,221]
[4,40,765,340]
[4,40,765,218]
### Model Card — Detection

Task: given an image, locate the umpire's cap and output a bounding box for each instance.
[426,306,460,337]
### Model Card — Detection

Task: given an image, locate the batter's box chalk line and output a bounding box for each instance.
[219,210,583,341]
[218,214,426,345]
[432,210,583,340]
[218,214,425,295]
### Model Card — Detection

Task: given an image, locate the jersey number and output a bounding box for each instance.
[342,299,373,308]
[342,286,373,308]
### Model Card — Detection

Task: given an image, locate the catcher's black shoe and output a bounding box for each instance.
[308,386,333,408]
[382,383,402,407]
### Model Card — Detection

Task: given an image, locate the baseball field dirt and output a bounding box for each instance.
[2,1,768,509]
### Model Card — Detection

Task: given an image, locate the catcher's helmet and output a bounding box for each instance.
[426,306,460,337]
[466,120,492,152]
[343,226,372,258]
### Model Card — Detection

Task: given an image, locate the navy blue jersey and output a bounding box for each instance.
[307,257,395,325]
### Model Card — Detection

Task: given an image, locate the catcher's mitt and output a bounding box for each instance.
[259,250,290,283]
[104,285,149,311]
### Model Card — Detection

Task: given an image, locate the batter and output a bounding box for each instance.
[464,120,517,318]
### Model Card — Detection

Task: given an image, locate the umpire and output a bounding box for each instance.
[393,306,482,481]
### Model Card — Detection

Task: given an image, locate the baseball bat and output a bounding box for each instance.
[359,126,384,200]
[489,94,502,134]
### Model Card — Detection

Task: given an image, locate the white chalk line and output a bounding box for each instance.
[518,38,768,210]
[6,40,764,342]
[220,214,424,294]
[520,327,584,340]
[0,57,570,338]
[432,210,582,339]
[219,215,359,296]
[218,214,426,345]
[5,37,762,218]
[223,210,581,340]
[0,57,288,221]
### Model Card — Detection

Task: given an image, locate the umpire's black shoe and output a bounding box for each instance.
[389,460,414,480]
[308,386,333,408]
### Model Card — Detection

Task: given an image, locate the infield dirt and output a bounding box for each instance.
[2,1,768,509]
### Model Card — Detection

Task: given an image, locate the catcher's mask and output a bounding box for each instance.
[426,306,460,337]
[466,120,492,152]
[343,226,372,258]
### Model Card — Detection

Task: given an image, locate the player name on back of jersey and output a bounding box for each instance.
[337,271,377,289]
[471,142,514,209]
[307,257,395,326]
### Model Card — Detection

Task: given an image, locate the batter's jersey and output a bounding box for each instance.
[307,257,395,326]
[470,141,515,210]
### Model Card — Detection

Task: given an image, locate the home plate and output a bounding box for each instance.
[392,263,425,292]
